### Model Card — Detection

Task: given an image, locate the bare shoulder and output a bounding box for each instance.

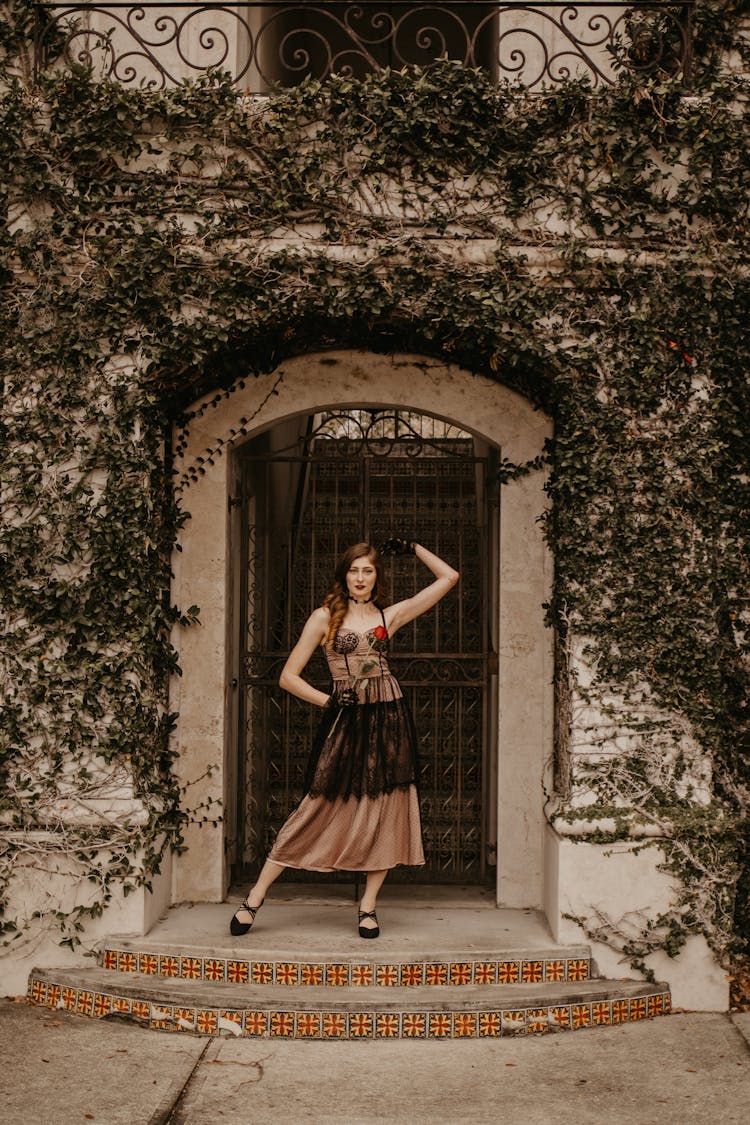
[307,605,331,641]
[289,606,329,656]
[308,605,330,634]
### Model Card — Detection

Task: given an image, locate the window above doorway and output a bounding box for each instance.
[35,3,695,93]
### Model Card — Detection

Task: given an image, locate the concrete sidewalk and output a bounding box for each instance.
[1,997,748,1125]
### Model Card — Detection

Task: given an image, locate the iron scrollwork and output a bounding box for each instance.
[35,3,694,93]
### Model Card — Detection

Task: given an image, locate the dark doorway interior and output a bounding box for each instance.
[233,409,497,885]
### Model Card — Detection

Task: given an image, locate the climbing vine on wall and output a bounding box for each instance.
[0,0,748,964]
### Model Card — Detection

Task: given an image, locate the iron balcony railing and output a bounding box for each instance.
[34,2,695,93]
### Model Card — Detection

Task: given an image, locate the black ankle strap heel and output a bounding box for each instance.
[229,897,264,937]
[358,908,380,939]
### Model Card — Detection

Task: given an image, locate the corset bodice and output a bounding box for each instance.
[325,628,390,682]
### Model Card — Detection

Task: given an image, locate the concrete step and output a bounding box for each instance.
[98,896,594,988]
[100,941,594,988]
[28,965,671,1040]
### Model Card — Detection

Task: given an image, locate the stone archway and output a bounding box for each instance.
[170,350,553,909]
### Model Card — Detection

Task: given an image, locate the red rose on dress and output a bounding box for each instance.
[373,625,388,641]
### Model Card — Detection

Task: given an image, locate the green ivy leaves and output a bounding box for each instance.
[0,6,748,961]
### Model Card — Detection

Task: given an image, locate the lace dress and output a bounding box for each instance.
[267,621,425,872]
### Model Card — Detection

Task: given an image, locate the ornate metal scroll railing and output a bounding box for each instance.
[34,3,694,93]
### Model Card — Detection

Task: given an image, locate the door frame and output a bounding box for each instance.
[169,351,553,910]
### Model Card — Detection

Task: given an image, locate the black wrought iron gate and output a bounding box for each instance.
[234,411,496,884]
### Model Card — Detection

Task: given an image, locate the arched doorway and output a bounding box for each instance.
[233,409,499,885]
[170,350,552,912]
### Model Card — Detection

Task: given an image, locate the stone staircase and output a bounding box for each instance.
[27,893,671,1041]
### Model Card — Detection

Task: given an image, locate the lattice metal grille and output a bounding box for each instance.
[236,410,495,884]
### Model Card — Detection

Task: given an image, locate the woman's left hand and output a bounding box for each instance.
[379,536,416,557]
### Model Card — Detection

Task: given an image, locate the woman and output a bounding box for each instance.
[229,537,459,939]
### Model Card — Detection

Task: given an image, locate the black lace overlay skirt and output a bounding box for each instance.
[304,673,420,802]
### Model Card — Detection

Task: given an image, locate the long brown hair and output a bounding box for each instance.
[323,542,388,647]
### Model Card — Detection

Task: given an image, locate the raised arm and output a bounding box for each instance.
[279,606,330,708]
[385,543,459,635]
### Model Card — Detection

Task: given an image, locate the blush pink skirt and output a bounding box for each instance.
[268,785,425,872]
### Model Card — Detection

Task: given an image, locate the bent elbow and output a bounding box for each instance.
[279,669,292,692]
[450,568,460,587]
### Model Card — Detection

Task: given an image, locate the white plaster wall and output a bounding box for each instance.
[544,824,729,1011]
[0,847,172,995]
[170,351,553,908]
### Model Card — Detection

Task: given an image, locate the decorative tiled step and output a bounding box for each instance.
[100,940,593,987]
[27,966,671,1040]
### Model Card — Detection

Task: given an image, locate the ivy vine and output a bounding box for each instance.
[0,0,748,975]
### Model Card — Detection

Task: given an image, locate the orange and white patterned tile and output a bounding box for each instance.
[425,963,448,986]
[449,963,472,986]
[376,1013,400,1038]
[93,993,112,1018]
[60,987,77,1011]
[275,963,299,986]
[251,961,273,984]
[323,1013,348,1038]
[349,1013,374,1038]
[549,1005,571,1030]
[159,955,180,979]
[402,1013,427,1038]
[269,1012,295,1037]
[203,959,226,982]
[227,960,249,984]
[527,1009,549,1033]
[629,998,647,1021]
[296,1013,322,1038]
[29,979,47,1005]
[76,991,95,1016]
[478,1012,502,1037]
[428,1013,452,1038]
[351,964,374,986]
[592,1001,611,1026]
[473,962,497,985]
[376,964,398,987]
[300,964,324,986]
[196,1010,219,1034]
[174,1007,197,1031]
[611,999,629,1023]
[571,1004,591,1029]
[566,958,589,982]
[453,1013,477,1037]
[400,963,424,987]
[117,951,137,973]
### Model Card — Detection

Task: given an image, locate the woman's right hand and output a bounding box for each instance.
[330,686,359,707]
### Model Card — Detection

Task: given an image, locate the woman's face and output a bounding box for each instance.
[346,554,377,600]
